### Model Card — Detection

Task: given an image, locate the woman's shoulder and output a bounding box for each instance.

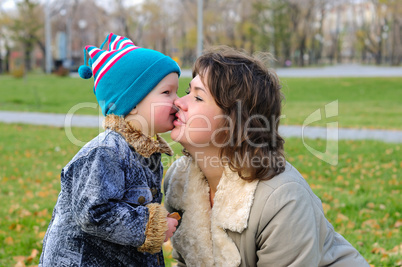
[257,162,315,194]
[253,162,324,213]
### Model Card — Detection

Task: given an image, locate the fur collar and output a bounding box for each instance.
[103,115,173,158]
[166,156,259,266]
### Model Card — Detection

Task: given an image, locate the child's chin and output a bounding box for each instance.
[157,123,174,133]
[170,128,181,141]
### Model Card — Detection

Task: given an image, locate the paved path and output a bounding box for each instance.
[181,64,402,78]
[1,111,401,143]
[274,64,402,77]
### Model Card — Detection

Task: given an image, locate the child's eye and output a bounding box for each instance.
[162,90,170,94]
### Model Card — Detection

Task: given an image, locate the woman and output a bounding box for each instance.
[164,47,368,266]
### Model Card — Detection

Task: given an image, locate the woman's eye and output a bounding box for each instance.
[195,96,203,102]
[185,88,190,95]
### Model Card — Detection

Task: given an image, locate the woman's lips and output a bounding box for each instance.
[174,113,185,126]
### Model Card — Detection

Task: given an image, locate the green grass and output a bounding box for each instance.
[0,74,401,129]
[0,74,190,116]
[0,123,400,266]
[281,77,402,130]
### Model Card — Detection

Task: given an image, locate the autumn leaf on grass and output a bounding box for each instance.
[310,184,322,189]
[366,202,375,209]
[388,244,402,256]
[394,219,402,228]
[37,231,46,239]
[5,236,14,245]
[371,242,386,255]
[37,190,50,198]
[34,209,49,218]
[322,203,331,214]
[335,213,349,224]
[362,219,381,230]
[12,249,39,267]
[346,220,355,229]
[26,249,39,263]
[13,256,26,267]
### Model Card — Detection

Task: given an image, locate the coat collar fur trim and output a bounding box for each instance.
[166,156,259,266]
[103,115,173,158]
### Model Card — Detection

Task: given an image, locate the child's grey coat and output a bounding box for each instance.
[39,115,173,267]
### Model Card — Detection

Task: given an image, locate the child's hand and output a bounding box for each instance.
[164,217,179,242]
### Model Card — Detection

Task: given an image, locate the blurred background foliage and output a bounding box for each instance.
[0,0,401,75]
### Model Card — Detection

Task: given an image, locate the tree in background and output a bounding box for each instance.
[387,0,401,65]
[0,8,13,73]
[9,0,43,72]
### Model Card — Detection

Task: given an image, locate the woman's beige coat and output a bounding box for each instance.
[164,156,369,267]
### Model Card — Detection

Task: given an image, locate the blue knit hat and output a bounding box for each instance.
[78,33,181,116]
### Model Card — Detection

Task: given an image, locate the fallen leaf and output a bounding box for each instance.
[26,249,39,263]
[14,261,25,267]
[37,231,46,239]
[13,256,26,267]
[362,219,380,229]
[37,191,49,198]
[322,203,331,214]
[346,221,355,229]
[390,244,402,254]
[13,256,25,262]
[5,236,14,245]
[371,246,386,254]
[336,175,344,182]
[335,213,349,223]
[366,202,375,209]
[394,219,402,228]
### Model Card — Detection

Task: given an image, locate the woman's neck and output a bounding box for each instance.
[186,146,223,194]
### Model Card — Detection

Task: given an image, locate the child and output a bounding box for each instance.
[39,33,180,266]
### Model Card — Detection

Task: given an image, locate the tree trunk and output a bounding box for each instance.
[5,48,10,73]
[299,36,306,67]
[25,43,32,71]
[36,39,46,72]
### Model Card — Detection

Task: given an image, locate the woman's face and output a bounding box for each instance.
[171,74,224,148]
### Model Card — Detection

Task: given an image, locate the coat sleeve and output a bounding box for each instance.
[68,146,167,252]
[255,182,325,267]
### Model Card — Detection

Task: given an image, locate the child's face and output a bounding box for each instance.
[171,74,224,148]
[126,73,179,136]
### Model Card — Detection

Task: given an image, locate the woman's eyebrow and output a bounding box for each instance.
[189,82,206,93]
[194,87,206,93]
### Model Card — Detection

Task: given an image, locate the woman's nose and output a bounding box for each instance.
[174,96,187,111]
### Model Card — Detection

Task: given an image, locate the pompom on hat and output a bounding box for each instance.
[79,33,181,116]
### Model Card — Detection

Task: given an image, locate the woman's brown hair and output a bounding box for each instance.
[193,46,286,181]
